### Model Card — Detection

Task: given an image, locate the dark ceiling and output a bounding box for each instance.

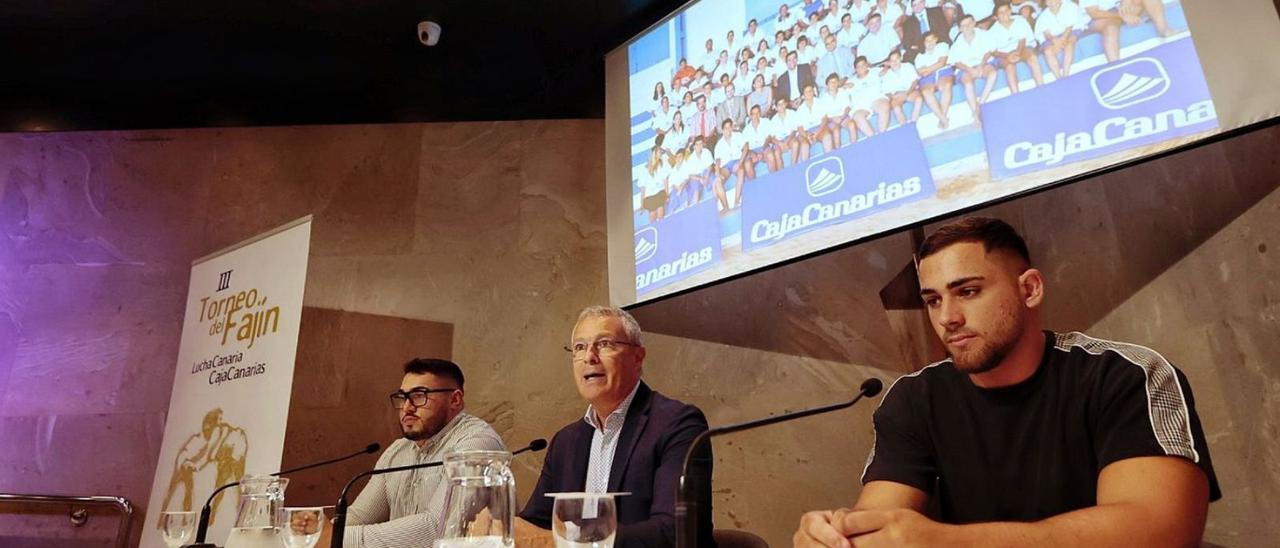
[0,0,686,132]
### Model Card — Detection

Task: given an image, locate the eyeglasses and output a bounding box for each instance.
[389,387,457,409]
[563,338,640,359]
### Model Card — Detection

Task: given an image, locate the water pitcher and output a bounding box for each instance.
[436,450,516,548]
[224,474,289,548]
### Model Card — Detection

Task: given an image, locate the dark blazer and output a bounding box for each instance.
[520,382,717,548]
[772,64,816,104]
[901,7,951,63]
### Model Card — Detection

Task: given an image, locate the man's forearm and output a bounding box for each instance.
[941,502,1202,548]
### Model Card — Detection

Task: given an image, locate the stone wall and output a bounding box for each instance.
[0,120,1276,546]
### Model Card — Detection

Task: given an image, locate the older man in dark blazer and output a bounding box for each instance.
[515,306,716,548]
[773,50,816,108]
[901,0,952,63]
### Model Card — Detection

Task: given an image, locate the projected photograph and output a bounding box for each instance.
[625,0,1216,302]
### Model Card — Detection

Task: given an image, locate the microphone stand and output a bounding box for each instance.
[674,378,884,548]
[329,439,547,548]
[183,443,380,548]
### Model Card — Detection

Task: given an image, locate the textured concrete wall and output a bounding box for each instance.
[0,120,1277,547]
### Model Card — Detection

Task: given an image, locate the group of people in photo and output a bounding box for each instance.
[636,0,1180,222]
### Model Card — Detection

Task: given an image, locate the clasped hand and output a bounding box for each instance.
[793,508,946,548]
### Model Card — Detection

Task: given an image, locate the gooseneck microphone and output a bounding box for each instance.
[674,378,884,548]
[515,438,549,455]
[329,438,547,548]
[184,442,381,547]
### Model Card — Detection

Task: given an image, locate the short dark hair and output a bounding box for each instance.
[403,358,465,389]
[917,217,1031,265]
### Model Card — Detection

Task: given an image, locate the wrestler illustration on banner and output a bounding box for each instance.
[156,408,248,528]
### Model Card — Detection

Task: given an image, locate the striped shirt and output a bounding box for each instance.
[345,411,505,548]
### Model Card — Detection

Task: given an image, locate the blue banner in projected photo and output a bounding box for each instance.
[983,37,1218,180]
[635,198,722,295]
[739,124,936,252]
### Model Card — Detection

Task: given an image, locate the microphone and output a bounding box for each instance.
[515,438,548,455]
[329,439,547,548]
[184,442,381,547]
[674,378,884,548]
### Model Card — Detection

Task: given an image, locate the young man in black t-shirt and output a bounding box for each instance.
[795,217,1220,547]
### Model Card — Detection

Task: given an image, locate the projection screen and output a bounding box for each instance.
[606,0,1280,307]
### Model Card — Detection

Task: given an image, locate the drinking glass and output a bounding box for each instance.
[159,510,197,548]
[279,506,326,548]
[549,493,621,548]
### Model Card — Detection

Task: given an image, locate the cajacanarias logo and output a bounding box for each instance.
[1091,57,1170,110]
[634,227,658,264]
[805,156,845,197]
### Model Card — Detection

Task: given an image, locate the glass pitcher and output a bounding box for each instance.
[436,450,516,548]
[224,474,289,548]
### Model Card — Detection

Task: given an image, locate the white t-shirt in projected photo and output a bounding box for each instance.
[1078,0,1122,11]
[959,0,997,20]
[742,117,775,149]
[637,166,669,198]
[794,99,826,131]
[987,17,1038,52]
[914,42,951,72]
[770,109,800,139]
[879,63,920,95]
[816,88,852,118]
[837,23,868,48]
[848,73,885,112]
[873,2,906,26]
[714,133,746,164]
[685,148,715,175]
[1035,2,1087,38]
[858,26,902,65]
[949,29,994,67]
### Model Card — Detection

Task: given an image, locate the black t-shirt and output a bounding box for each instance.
[862,331,1221,524]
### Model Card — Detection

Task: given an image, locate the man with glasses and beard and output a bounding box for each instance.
[794,217,1220,547]
[515,306,717,548]
[316,358,505,548]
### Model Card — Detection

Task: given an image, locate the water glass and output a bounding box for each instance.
[159,510,197,548]
[550,493,620,548]
[279,506,326,548]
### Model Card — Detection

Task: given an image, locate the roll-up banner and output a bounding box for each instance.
[142,216,312,548]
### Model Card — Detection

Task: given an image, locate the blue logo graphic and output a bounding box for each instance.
[805,157,846,197]
[634,199,723,296]
[634,227,658,263]
[983,38,1217,179]
[740,124,936,252]
[1090,57,1171,110]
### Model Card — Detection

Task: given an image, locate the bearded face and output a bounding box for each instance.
[918,242,1033,375]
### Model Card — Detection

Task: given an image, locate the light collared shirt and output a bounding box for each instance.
[582,382,641,493]
[691,107,718,138]
[345,411,505,548]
